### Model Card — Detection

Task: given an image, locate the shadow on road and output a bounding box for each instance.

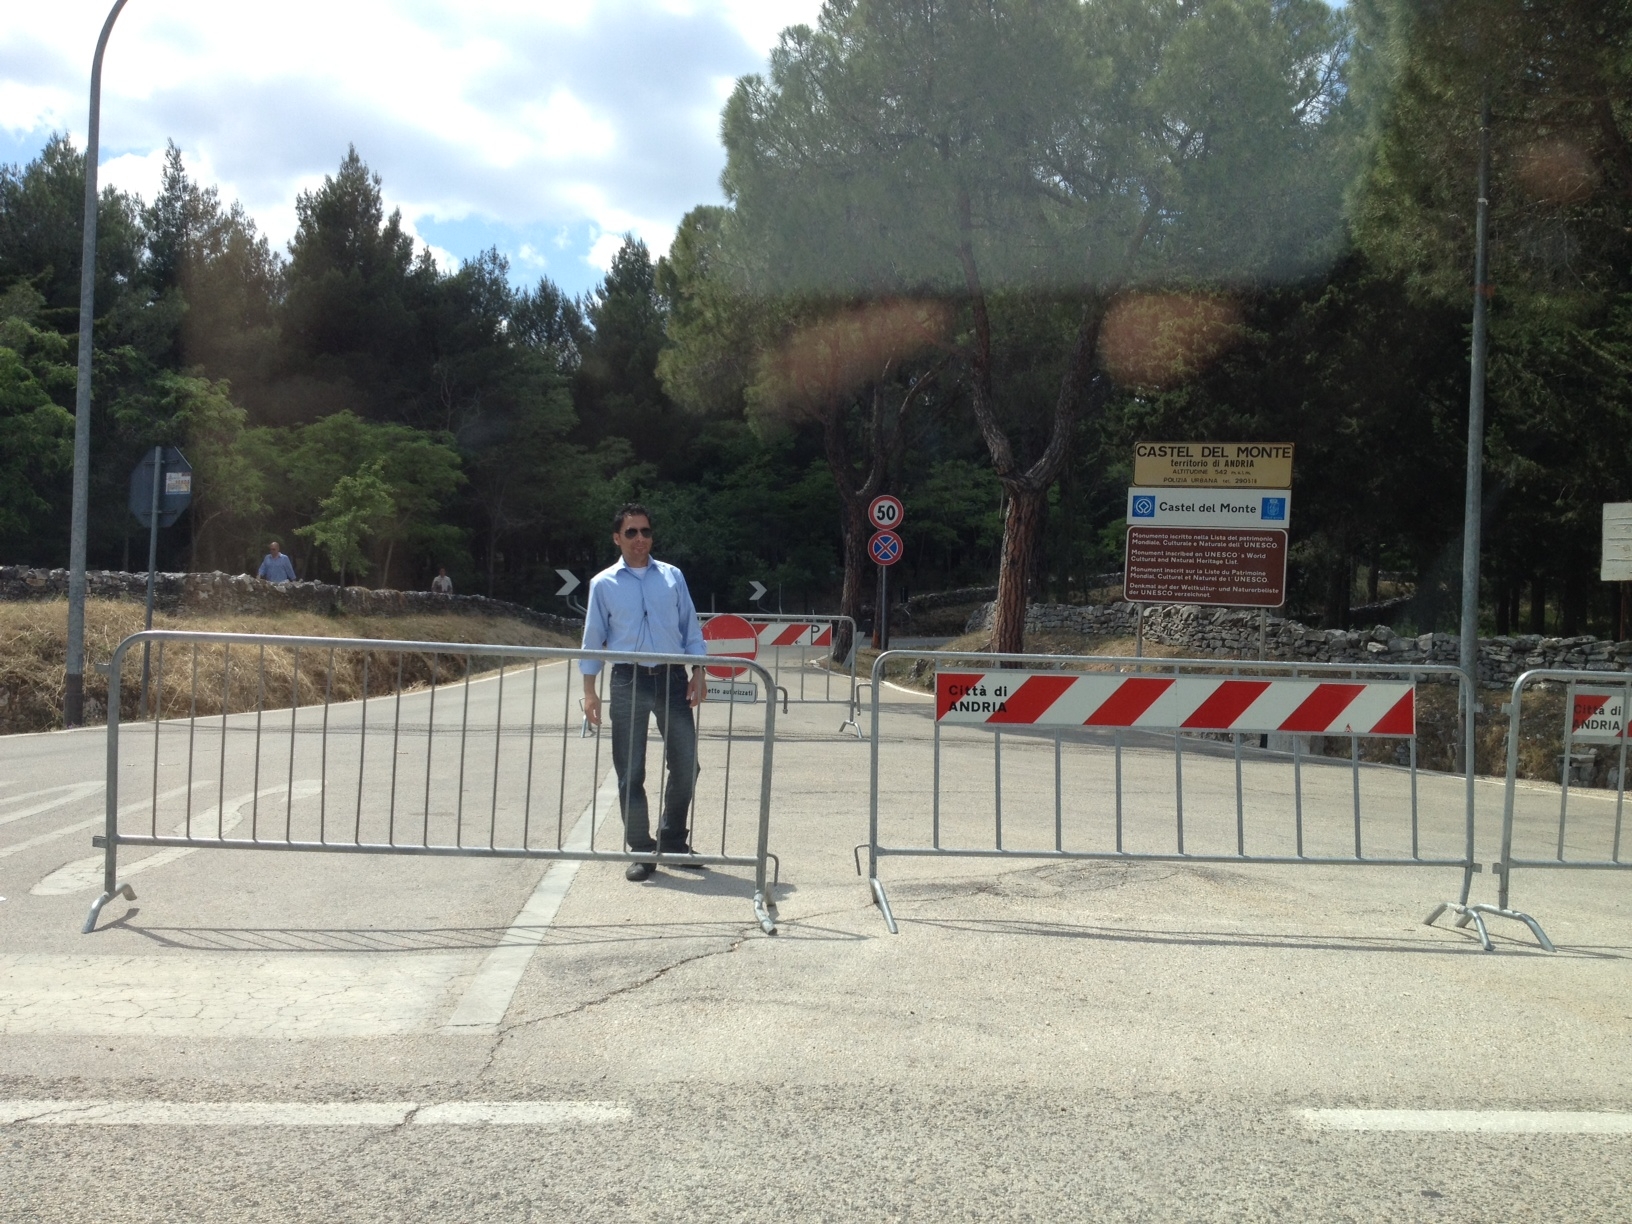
[898,915,1630,959]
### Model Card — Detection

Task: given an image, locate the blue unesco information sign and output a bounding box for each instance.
[1125,487,1292,530]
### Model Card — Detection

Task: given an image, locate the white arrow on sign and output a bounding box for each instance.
[748,580,767,602]
[555,569,580,597]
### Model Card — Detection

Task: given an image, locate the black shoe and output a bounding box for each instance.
[625,861,654,882]
[659,842,705,871]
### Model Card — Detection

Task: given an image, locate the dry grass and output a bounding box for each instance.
[0,600,575,735]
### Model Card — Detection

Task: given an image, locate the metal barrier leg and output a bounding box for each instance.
[870,876,898,935]
[1424,900,1554,953]
[82,883,136,934]
[86,652,134,934]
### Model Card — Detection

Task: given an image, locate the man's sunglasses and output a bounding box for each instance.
[621,526,654,539]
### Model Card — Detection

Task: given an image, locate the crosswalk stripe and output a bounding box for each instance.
[1301,1109,1632,1134]
[0,1100,629,1127]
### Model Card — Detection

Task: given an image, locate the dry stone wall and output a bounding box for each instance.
[965,599,1632,687]
[0,566,583,636]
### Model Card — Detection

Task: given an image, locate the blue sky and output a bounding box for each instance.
[2,0,824,297]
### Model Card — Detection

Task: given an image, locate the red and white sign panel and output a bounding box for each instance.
[1124,527,1286,607]
[935,672,1415,737]
[702,613,757,678]
[749,620,835,648]
[868,495,904,530]
[1571,686,1632,741]
[702,617,839,649]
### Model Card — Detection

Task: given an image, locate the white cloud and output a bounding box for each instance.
[586,230,627,272]
[2,0,826,292]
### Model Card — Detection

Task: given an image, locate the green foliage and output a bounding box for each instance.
[2,9,1630,638]
[723,0,1352,300]
[296,461,395,588]
[0,303,75,541]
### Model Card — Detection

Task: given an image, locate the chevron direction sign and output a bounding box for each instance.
[935,672,1415,736]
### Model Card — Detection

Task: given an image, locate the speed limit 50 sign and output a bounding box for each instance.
[868,495,904,530]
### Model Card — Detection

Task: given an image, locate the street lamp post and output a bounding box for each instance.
[65,0,131,727]
[1457,94,1492,780]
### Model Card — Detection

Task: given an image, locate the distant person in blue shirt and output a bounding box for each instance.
[257,541,297,584]
[580,503,706,881]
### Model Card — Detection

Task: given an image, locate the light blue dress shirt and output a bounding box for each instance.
[578,557,706,675]
[257,553,297,583]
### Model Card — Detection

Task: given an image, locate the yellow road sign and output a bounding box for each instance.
[1133,442,1294,488]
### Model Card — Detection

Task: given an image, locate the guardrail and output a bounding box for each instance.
[701,613,861,736]
[85,631,780,935]
[860,648,1483,940]
[1474,668,1632,952]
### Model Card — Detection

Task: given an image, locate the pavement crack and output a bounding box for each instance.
[3,1103,106,1125]
[470,930,754,1083]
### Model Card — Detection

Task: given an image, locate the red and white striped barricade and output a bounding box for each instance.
[935,673,1414,736]
[700,614,860,732]
[859,649,1481,942]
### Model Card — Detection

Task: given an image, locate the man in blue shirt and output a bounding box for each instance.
[257,541,297,584]
[580,503,707,881]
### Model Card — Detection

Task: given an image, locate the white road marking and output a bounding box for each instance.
[1301,1109,1632,1134]
[0,819,99,862]
[0,952,471,1036]
[29,781,320,895]
[0,782,104,829]
[440,771,619,1035]
[0,783,213,862]
[410,1101,630,1125]
[0,1099,628,1127]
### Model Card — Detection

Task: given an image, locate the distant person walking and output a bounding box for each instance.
[257,541,297,584]
[431,567,453,595]
[580,503,707,881]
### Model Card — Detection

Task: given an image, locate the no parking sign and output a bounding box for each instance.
[868,530,903,567]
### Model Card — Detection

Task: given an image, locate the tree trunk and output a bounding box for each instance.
[835,498,870,662]
[1562,571,1586,636]
[990,487,1045,654]
[1530,574,1547,634]
[382,539,395,592]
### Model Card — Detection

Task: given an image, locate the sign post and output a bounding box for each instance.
[868,526,904,650]
[128,446,192,717]
[1602,503,1632,639]
[867,496,905,651]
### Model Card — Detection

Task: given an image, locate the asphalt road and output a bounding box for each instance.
[2,648,1629,1222]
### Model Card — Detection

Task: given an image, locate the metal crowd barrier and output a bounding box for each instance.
[85,631,780,935]
[860,648,1483,939]
[1474,668,1632,952]
[701,613,861,736]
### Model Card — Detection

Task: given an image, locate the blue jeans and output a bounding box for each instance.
[607,664,698,852]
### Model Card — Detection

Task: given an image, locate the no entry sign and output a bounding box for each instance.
[702,613,757,678]
[869,530,903,567]
[868,495,904,530]
[1124,527,1286,607]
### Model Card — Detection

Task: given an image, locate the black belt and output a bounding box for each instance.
[611,662,686,675]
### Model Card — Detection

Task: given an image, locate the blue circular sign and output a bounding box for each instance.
[869,529,903,567]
